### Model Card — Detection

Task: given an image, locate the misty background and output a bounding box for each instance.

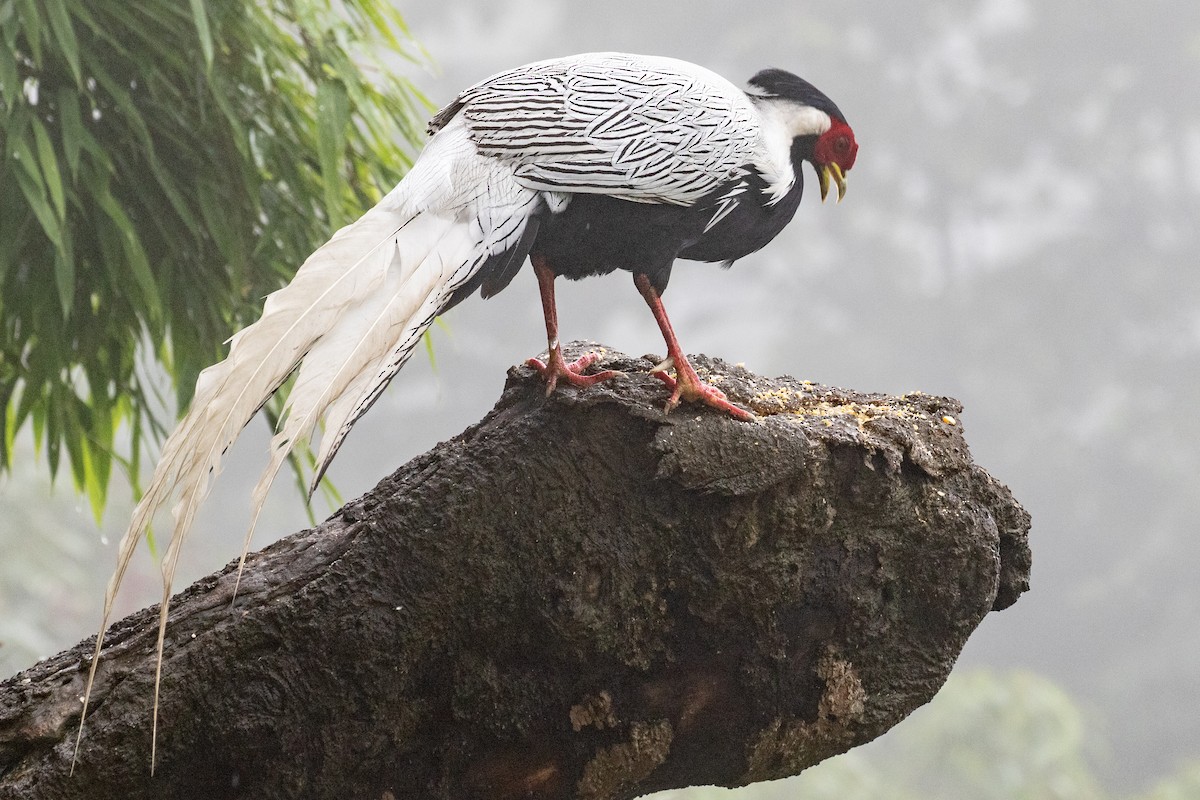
[3,0,1198,795]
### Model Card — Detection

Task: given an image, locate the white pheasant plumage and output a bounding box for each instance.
[75,51,858,770]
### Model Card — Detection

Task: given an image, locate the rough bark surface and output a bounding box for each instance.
[0,343,1031,800]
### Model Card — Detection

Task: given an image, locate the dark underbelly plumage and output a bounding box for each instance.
[532,166,805,294]
[531,194,710,292]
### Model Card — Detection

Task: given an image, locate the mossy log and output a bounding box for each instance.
[0,343,1031,800]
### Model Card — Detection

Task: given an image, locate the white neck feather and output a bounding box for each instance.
[758,99,833,138]
[751,100,833,203]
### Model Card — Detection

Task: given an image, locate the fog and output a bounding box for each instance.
[3,0,1198,794]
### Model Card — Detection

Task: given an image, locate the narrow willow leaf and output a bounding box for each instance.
[29,396,46,457]
[82,443,107,523]
[92,204,125,282]
[0,384,12,468]
[97,191,162,312]
[0,36,19,102]
[206,73,250,160]
[353,1,402,51]
[11,141,62,244]
[55,86,86,176]
[123,396,145,503]
[144,150,202,239]
[78,390,114,526]
[54,244,76,317]
[195,181,238,265]
[45,399,61,478]
[43,0,82,85]
[187,0,214,73]
[85,59,153,149]
[14,374,40,436]
[31,116,66,220]
[60,394,89,492]
[57,1,97,38]
[422,328,436,372]
[91,395,115,500]
[0,186,33,272]
[315,79,350,229]
[15,0,42,64]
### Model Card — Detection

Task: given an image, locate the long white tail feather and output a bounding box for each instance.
[233,214,476,594]
[310,222,483,482]
[75,116,545,772]
[304,193,542,494]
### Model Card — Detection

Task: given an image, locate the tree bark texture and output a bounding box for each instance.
[0,344,1031,800]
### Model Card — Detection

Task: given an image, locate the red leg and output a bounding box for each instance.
[633,274,754,421]
[526,254,618,394]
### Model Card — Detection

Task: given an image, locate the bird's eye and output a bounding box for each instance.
[835,135,851,154]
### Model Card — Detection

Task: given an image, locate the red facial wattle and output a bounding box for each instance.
[812,120,858,202]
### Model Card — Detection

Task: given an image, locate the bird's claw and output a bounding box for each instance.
[527,349,619,395]
[650,362,754,421]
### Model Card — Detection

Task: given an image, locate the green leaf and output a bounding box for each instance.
[141,146,202,240]
[195,180,239,265]
[0,35,19,104]
[81,440,107,524]
[84,59,154,149]
[316,78,350,229]
[205,71,250,161]
[91,396,115,496]
[11,138,62,244]
[15,0,42,64]
[55,87,85,177]
[123,402,144,501]
[187,0,214,73]
[30,116,66,220]
[42,0,81,85]
[0,1,16,31]
[0,383,13,468]
[97,190,162,313]
[78,393,114,525]
[422,329,436,371]
[0,175,34,273]
[352,1,403,51]
[45,393,60,478]
[14,375,40,439]
[28,394,45,456]
[53,243,75,316]
[60,394,88,492]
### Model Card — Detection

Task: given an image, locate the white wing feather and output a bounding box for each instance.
[432,53,768,205]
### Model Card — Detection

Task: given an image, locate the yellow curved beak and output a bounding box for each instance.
[818,162,848,203]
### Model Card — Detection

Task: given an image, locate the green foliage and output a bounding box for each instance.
[871,670,1105,800]
[0,0,428,519]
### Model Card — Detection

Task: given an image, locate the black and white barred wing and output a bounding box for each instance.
[431,53,762,206]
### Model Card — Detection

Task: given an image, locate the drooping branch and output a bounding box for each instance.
[0,344,1031,800]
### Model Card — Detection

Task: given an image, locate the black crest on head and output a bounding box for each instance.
[747,68,846,122]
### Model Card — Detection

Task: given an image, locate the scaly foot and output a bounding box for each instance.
[526,347,619,396]
[649,356,754,421]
